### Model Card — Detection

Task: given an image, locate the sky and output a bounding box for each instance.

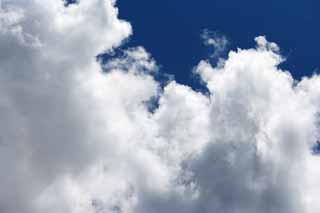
[118,0,320,85]
[0,0,320,213]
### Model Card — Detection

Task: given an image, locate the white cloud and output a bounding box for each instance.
[201,29,228,58]
[0,1,319,213]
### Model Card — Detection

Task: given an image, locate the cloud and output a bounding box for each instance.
[0,1,319,213]
[201,29,228,58]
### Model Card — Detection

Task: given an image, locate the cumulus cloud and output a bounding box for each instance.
[0,1,319,213]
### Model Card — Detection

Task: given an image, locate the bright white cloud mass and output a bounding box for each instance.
[0,1,319,213]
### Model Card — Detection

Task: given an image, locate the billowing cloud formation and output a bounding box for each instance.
[0,1,319,213]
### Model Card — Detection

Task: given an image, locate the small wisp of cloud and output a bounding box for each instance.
[201,29,228,59]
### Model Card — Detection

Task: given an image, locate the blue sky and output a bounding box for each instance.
[118,0,320,86]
